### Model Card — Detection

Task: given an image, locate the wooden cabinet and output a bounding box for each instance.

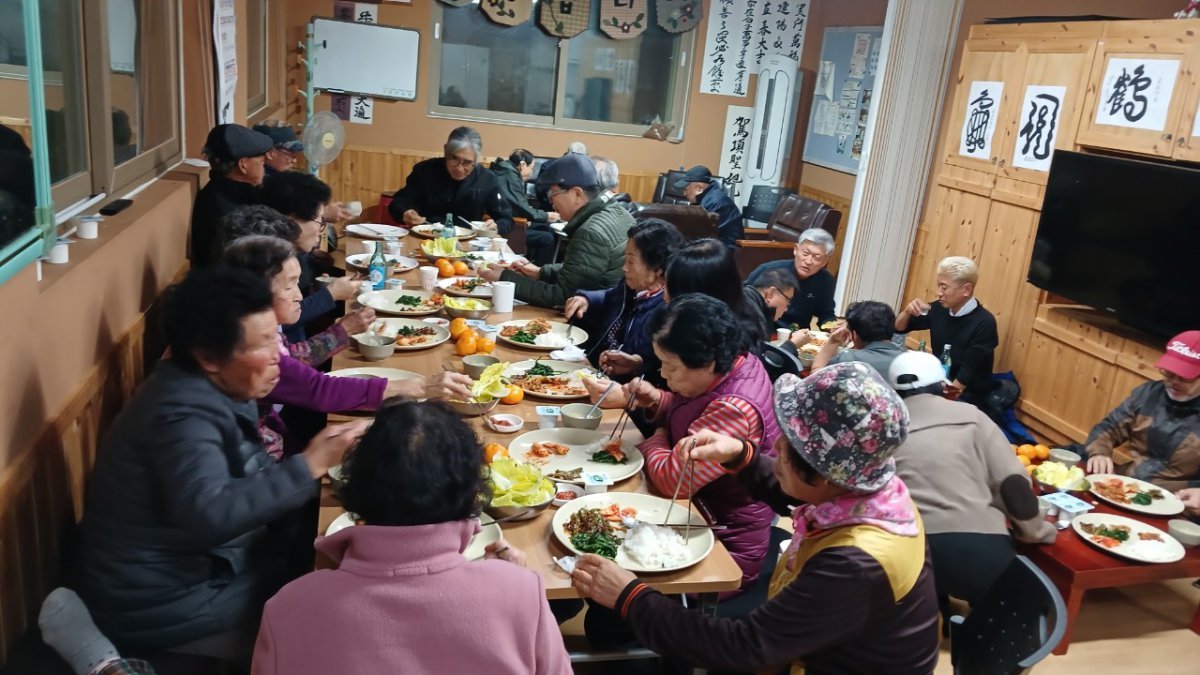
[1076,22,1200,158]
[941,39,1027,174]
[1173,56,1200,162]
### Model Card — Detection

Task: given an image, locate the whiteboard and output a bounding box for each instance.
[311,18,420,101]
[802,26,884,175]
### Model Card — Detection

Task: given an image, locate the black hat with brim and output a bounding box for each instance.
[204,124,275,163]
[672,165,714,191]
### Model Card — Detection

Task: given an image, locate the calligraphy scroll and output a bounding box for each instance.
[751,0,809,72]
[600,0,648,39]
[699,0,743,96]
[437,0,474,7]
[718,105,755,203]
[539,0,591,37]
[1012,85,1066,172]
[481,0,532,25]
[957,81,1003,159]
[657,0,702,33]
[1095,57,1179,131]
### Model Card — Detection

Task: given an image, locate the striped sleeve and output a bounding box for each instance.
[640,396,764,498]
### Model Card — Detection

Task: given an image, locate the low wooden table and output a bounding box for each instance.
[1018,498,1200,654]
[322,234,744,602]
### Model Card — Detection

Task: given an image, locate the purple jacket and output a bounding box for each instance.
[258,354,386,456]
[665,355,781,591]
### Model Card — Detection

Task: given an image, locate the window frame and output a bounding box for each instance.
[247,0,286,125]
[245,0,268,117]
[428,4,693,140]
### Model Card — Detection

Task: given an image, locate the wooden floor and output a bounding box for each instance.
[570,578,1200,674]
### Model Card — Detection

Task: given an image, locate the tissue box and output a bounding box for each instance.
[582,472,613,495]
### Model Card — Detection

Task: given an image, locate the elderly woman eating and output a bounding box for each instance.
[252,400,572,675]
[572,362,940,674]
[77,267,367,668]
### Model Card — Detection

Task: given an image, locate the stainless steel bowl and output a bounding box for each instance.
[443,302,492,320]
[445,398,499,417]
[485,498,552,522]
[560,403,602,430]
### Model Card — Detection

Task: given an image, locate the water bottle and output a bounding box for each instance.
[442,212,456,239]
[916,339,927,353]
[941,344,952,377]
[367,242,387,291]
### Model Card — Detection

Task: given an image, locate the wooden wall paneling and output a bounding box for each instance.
[968,22,1105,43]
[1171,44,1200,161]
[942,39,1028,173]
[997,38,1099,185]
[973,196,1040,373]
[921,180,994,274]
[1108,365,1152,415]
[1019,328,1118,441]
[1076,25,1197,158]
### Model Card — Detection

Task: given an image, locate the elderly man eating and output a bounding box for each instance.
[744,228,838,330]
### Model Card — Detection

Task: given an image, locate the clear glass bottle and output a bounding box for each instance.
[367,242,387,291]
[442,212,456,239]
[941,343,953,376]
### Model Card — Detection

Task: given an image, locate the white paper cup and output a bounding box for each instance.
[346,201,363,217]
[362,240,377,255]
[775,328,792,342]
[492,280,516,313]
[76,219,99,239]
[47,242,69,264]
[359,281,374,296]
[386,241,403,256]
[419,266,439,291]
[491,237,508,253]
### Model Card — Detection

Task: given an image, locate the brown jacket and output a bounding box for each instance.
[1086,381,1200,491]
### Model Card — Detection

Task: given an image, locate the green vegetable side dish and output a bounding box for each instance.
[394,295,421,306]
[570,532,619,559]
[526,361,565,377]
[591,450,628,465]
[488,457,554,507]
[1094,525,1130,542]
[510,330,537,344]
[1131,492,1153,506]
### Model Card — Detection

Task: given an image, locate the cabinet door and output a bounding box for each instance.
[1172,51,1200,161]
[1077,36,1193,158]
[997,38,1097,185]
[942,39,1027,173]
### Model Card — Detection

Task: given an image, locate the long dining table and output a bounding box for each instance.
[320,230,744,607]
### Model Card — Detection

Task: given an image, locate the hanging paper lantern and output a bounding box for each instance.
[600,0,648,39]
[539,0,592,38]
[656,0,702,33]
[481,0,533,26]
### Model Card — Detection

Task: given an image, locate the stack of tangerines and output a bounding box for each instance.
[436,259,470,278]
[1013,443,1051,474]
[449,317,495,356]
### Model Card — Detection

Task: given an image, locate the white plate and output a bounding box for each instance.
[495,320,589,351]
[1071,512,1185,564]
[507,428,643,484]
[502,360,596,400]
[1087,474,1185,516]
[329,367,421,381]
[357,318,450,351]
[325,512,501,561]
[411,224,475,240]
[437,276,494,298]
[552,493,714,573]
[346,223,408,239]
[358,289,444,316]
[345,253,418,272]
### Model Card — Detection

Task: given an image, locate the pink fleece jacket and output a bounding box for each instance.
[251,520,571,675]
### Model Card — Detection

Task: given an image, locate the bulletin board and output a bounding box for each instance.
[311,18,420,101]
[801,26,884,175]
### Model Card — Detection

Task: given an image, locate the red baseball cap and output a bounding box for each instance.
[1156,331,1200,380]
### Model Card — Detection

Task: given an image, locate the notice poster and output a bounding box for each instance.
[718,105,755,202]
[213,0,237,123]
[958,81,1003,159]
[1012,84,1067,172]
[848,32,870,78]
[813,100,836,136]
[1094,57,1180,131]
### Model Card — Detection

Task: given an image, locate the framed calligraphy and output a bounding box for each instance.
[1094,57,1179,132]
[1012,84,1066,172]
[958,80,1003,159]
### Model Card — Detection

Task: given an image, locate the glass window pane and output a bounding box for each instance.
[563,5,679,125]
[109,0,174,166]
[0,1,40,247]
[246,0,267,112]
[439,6,557,116]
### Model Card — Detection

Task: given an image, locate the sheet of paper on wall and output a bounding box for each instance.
[958,80,1004,159]
[1094,57,1179,131]
[1011,84,1067,172]
[848,32,871,79]
[865,38,881,77]
[353,2,378,23]
[839,80,861,109]
[699,0,749,97]
[816,61,836,100]
[836,108,856,135]
[212,0,237,124]
[813,100,837,136]
[718,105,755,204]
[595,48,615,73]
[851,123,865,161]
[350,95,373,125]
[614,60,638,96]
[836,133,849,154]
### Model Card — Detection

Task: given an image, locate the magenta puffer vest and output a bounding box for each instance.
[666,355,781,592]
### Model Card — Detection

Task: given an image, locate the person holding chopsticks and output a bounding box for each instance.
[572,362,941,675]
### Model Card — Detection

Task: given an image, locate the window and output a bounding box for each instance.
[432,4,693,137]
[245,0,268,116]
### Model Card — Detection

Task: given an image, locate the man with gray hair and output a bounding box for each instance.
[744,227,838,330]
[387,126,514,235]
[591,156,636,214]
[567,141,588,155]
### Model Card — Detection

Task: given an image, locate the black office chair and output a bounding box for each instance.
[760,342,802,382]
[949,555,1066,675]
[743,185,796,228]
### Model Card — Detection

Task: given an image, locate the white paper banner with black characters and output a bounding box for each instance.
[958,80,1003,159]
[750,0,809,74]
[700,0,810,97]
[718,105,755,203]
[1012,85,1067,172]
[349,95,373,124]
[699,0,744,96]
[1094,58,1180,132]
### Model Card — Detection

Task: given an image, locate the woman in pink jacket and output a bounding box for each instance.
[251,400,572,675]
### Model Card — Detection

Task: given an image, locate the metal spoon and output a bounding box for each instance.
[585,380,617,418]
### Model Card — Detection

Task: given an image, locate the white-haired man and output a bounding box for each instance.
[896,256,999,410]
[744,228,838,330]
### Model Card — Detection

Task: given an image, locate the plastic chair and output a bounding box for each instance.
[949,554,1066,675]
[760,342,802,382]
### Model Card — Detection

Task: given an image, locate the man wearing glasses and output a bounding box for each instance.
[387,126,513,236]
[478,153,634,309]
[744,228,839,330]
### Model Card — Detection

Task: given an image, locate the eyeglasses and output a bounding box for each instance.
[796,248,828,264]
[547,188,572,202]
[316,217,327,233]
[445,156,476,169]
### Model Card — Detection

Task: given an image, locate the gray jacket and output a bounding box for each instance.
[78,360,318,650]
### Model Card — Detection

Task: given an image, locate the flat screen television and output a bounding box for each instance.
[1028,151,1200,340]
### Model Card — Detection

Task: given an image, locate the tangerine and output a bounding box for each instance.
[437,260,455,278]
[484,443,508,464]
[449,318,469,340]
[1017,444,1036,458]
[477,337,495,354]
[1017,454,1032,466]
[501,385,524,405]
[452,260,470,276]
[1025,463,1037,475]
[1034,444,1050,460]
[455,333,478,356]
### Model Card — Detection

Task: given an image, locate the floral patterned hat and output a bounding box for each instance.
[772,362,910,493]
